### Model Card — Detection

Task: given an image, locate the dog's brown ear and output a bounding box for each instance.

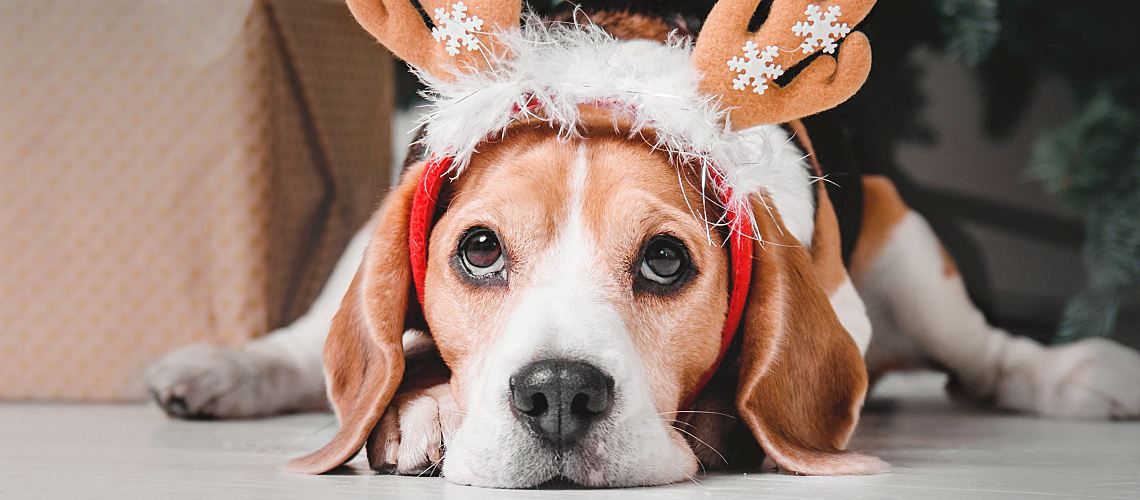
[287,163,426,474]
[736,197,887,475]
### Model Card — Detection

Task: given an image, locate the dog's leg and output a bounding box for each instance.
[147,224,370,419]
[854,176,1140,419]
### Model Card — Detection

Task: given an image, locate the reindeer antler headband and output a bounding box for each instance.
[349,0,873,406]
[348,0,873,212]
[350,0,872,129]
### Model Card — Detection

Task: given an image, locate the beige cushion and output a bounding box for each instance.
[0,0,392,400]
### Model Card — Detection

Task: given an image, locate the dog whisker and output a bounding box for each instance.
[670,452,706,489]
[658,410,737,419]
[671,425,729,469]
[668,427,709,476]
[665,418,697,429]
[417,454,445,478]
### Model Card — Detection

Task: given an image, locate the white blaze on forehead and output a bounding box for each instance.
[528,142,598,292]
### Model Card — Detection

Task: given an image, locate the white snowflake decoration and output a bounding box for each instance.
[431,1,484,56]
[727,41,785,95]
[792,4,851,54]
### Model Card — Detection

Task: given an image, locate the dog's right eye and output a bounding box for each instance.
[459,227,505,277]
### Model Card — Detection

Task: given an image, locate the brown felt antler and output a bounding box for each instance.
[347,0,522,79]
[694,0,875,128]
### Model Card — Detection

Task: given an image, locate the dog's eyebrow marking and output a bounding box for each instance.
[637,206,691,230]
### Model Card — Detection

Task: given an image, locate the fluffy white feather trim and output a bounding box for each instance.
[414,17,815,245]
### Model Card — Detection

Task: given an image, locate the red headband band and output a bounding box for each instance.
[408,154,752,408]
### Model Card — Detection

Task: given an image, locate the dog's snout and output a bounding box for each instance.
[510,359,614,448]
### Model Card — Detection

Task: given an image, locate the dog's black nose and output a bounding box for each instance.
[510,359,614,448]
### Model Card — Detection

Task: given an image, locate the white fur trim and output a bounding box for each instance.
[415,17,815,245]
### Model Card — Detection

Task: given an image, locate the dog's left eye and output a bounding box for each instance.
[459,227,505,277]
[637,235,691,291]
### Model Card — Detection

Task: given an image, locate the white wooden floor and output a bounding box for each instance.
[2,372,1138,499]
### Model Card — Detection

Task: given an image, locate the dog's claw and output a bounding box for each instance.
[165,395,190,418]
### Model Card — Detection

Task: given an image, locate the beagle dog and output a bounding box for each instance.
[146,0,1140,488]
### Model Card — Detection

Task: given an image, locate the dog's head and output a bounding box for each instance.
[290,0,883,487]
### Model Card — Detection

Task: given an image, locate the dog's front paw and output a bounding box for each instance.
[996,337,1140,419]
[146,344,260,419]
[368,383,461,475]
